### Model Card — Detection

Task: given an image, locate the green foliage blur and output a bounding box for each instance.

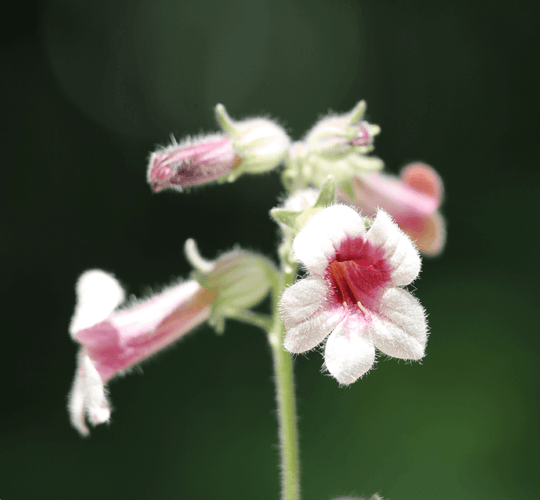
[2,0,538,499]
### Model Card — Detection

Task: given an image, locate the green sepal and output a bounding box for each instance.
[313,175,336,208]
[270,209,300,229]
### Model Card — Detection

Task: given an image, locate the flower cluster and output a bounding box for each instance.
[69,98,444,436]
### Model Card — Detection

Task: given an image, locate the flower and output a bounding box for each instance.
[68,270,216,436]
[68,244,276,435]
[340,163,446,255]
[148,104,290,192]
[280,204,428,385]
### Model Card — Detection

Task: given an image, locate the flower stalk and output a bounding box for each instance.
[268,258,301,500]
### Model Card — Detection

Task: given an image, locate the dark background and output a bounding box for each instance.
[2,1,539,499]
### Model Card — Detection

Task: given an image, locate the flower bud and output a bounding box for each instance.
[147,105,291,192]
[215,104,290,181]
[185,239,277,332]
[148,135,242,192]
[292,101,383,196]
[304,101,381,156]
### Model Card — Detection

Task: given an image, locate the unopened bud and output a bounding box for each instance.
[185,239,277,332]
[215,104,290,181]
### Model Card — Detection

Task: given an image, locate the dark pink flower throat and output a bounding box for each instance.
[328,236,392,311]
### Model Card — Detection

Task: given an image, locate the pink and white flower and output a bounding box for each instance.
[340,163,446,255]
[68,270,216,435]
[280,205,428,385]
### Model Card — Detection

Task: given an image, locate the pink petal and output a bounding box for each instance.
[401,163,443,207]
[398,212,446,256]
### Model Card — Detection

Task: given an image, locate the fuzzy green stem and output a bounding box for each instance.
[268,263,300,500]
[227,310,273,331]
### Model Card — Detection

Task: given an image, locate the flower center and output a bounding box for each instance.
[327,238,392,311]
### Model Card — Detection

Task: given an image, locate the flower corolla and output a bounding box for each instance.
[340,163,446,255]
[280,204,428,385]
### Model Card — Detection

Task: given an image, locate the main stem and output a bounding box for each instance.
[268,263,300,500]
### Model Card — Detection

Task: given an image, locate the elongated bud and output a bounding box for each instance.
[148,134,242,192]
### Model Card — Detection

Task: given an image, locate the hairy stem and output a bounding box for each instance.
[268,263,300,500]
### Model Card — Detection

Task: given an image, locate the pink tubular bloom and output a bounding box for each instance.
[280,205,428,385]
[148,135,242,192]
[340,163,446,255]
[68,270,216,435]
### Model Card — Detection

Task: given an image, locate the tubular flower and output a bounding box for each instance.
[68,270,216,436]
[148,104,290,192]
[280,205,428,385]
[340,163,446,255]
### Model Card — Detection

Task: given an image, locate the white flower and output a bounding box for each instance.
[279,205,428,385]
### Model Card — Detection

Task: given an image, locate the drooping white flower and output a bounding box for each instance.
[279,205,428,385]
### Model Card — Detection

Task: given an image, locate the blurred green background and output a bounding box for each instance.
[2,0,538,499]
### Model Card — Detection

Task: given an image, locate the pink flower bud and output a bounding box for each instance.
[148,135,242,192]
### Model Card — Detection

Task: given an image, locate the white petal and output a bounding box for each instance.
[70,270,125,337]
[366,210,421,286]
[293,205,366,276]
[280,276,328,329]
[324,315,376,384]
[68,351,111,436]
[281,277,346,353]
[371,288,428,360]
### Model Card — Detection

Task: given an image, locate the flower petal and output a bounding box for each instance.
[69,270,125,337]
[401,163,443,207]
[371,288,428,360]
[404,212,446,256]
[281,277,346,353]
[293,205,366,276]
[366,210,421,286]
[324,314,376,384]
[68,351,111,437]
[280,276,328,328]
